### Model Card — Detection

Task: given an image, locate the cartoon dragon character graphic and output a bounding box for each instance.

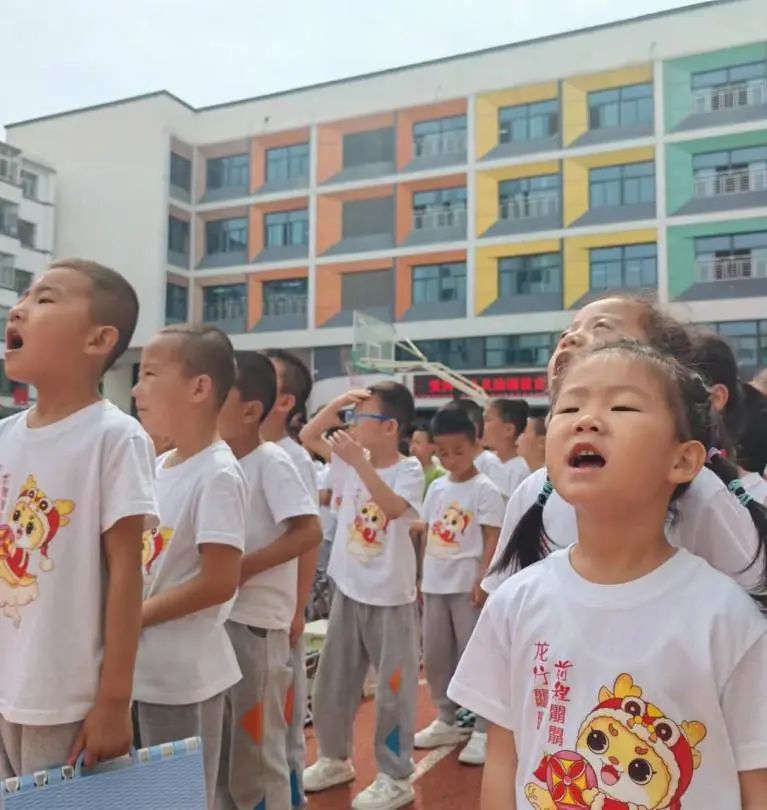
[525,674,706,810]
[348,501,388,558]
[427,502,472,557]
[0,475,74,627]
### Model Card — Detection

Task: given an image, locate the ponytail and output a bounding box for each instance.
[707,449,767,602]
[490,478,554,576]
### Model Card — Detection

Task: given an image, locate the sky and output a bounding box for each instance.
[2,0,706,132]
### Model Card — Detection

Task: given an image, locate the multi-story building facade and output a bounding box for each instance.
[6,0,767,412]
[0,141,55,411]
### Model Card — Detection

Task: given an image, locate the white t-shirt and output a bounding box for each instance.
[230,442,319,631]
[503,456,531,499]
[421,473,505,594]
[449,548,767,810]
[482,466,762,594]
[742,471,767,506]
[134,441,246,706]
[277,436,318,507]
[0,401,158,725]
[475,449,508,496]
[328,455,424,606]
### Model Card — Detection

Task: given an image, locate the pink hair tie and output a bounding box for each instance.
[707,447,727,463]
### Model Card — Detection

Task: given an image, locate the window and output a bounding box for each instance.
[709,320,767,369]
[0,150,18,185]
[498,99,559,144]
[412,187,467,229]
[485,333,557,368]
[411,262,466,305]
[0,305,10,338]
[692,146,767,196]
[263,279,308,317]
[692,62,767,112]
[403,339,472,370]
[264,209,309,248]
[265,143,309,182]
[14,269,32,294]
[589,161,655,208]
[167,216,189,255]
[343,128,394,168]
[695,231,767,281]
[498,174,560,219]
[588,83,653,130]
[165,283,187,324]
[170,152,191,191]
[0,359,13,395]
[0,255,15,290]
[0,201,18,237]
[590,243,657,290]
[202,284,247,323]
[498,253,562,297]
[205,217,248,256]
[692,61,767,91]
[20,171,38,200]
[412,115,467,157]
[17,220,35,249]
[206,154,249,190]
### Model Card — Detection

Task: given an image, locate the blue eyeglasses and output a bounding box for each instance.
[342,410,393,425]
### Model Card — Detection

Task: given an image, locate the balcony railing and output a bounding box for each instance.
[696,254,767,282]
[412,206,467,231]
[499,192,560,222]
[263,297,308,317]
[203,300,246,322]
[692,79,767,114]
[413,129,467,158]
[693,166,767,198]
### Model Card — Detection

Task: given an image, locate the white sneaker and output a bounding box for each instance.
[302,757,356,792]
[458,730,487,765]
[351,773,415,809]
[414,718,469,749]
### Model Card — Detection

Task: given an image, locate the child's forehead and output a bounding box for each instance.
[34,266,92,298]
[357,394,382,413]
[434,432,472,446]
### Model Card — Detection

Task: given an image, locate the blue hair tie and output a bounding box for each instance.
[537,479,553,507]
[728,478,754,508]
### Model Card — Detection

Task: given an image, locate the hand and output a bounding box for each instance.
[68,698,132,768]
[289,610,305,648]
[328,430,367,469]
[471,579,488,609]
[330,389,371,412]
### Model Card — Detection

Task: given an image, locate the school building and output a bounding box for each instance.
[5,0,767,412]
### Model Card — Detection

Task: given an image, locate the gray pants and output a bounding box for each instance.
[137,691,225,810]
[0,718,81,777]
[217,622,293,810]
[422,592,486,733]
[287,636,307,807]
[312,591,419,780]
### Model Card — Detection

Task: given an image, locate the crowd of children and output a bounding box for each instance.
[0,259,766,810]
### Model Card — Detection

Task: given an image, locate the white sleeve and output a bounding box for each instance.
[477,478,505,529]
[722,630,767,772]
[195,468,246,550]
[421,482,437,523]
[448,590,515,731]
[101,429,159,534]
[264,453,320,525]
[394,460,425,516]
[506,459,531,498]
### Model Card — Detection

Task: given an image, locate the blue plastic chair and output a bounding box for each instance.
[1,737,205,810]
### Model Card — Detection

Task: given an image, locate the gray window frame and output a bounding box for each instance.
[206,153,249,190]
[589,161,656,208]
[411,262,467,305]
[202,283,247,323]
[589,243,657,290]
[165,283,188,323]
[167,216,190,254]
[484,333,557,368]
[587,83,653,130]
[265,143,310,182]
[263,209,309,248]
[170,152,191,191]
[205,217,248,256]
[498,253,562,297]
[262,278,308,317]
[498,99,559,144]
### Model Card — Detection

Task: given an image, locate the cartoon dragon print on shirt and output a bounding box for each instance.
[348,501,389,559]
[525,674,706,810]
[0,475,74,627]
[427,501,472,557]
[141,526,173,575]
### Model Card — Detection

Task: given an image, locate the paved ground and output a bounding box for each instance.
[306,682,483,809]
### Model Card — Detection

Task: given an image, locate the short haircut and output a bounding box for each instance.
[448,398,484,437]
[161,324,235,407]
[265,349,312,421]
[233,351,277,422]
[431,405,477,442]
[367,380,415,437]
[529,415,547,437]
[410,422,434,442]
[49,258,139,372]
[489,398,529,436]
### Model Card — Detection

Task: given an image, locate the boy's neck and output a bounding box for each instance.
[170,419,220,464]
[28,381,102,428]
[226,429,262,461]
[260,413,288,444]
[495,443,518,464]
[368,442,401,468]
[571,502,674,585]
[449,465,478,484]
[527,453,545,473]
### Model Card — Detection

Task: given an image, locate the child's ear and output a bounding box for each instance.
[243,399,264,425]
[85,325,118,363]
[669,439,706,486]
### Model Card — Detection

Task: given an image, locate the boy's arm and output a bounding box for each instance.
[291,543,320,646]
[472,524,501,607]
[740,770,767,808]
[142,543,242,627]
[241,515,321,582]
[481,724,518,810]
[300,389,370,461]
[69,514,145,767]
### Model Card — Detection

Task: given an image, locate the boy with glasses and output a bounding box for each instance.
[300,383,423,810]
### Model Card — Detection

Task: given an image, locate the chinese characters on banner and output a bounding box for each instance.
[415,372,548,399]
